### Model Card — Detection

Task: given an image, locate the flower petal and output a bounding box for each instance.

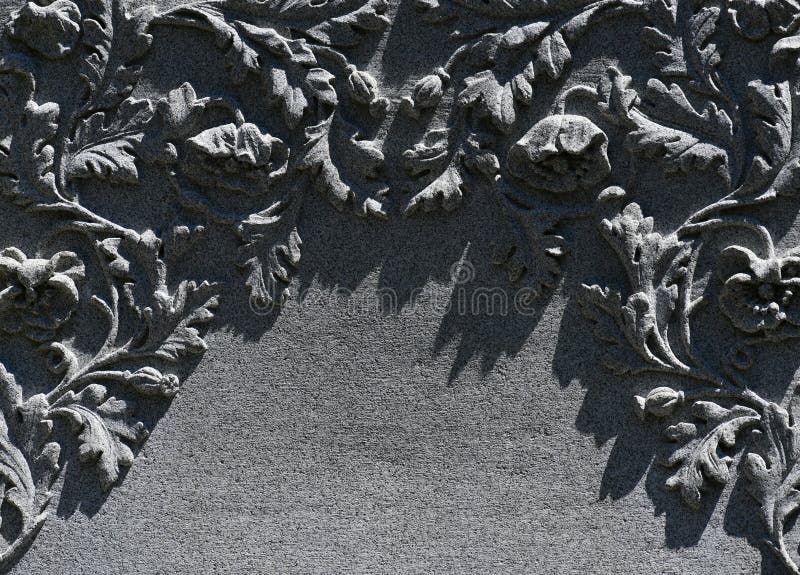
[719,274,767,333]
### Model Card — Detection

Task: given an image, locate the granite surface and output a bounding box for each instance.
[0,0,797,572]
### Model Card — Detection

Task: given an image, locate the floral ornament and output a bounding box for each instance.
[182,122,288,197]
[7,0,82,59]
[0,248,85,342]
[507,114,610,194]
[345,66,390,117]
[728,0,800,40]
[717,246,800,334]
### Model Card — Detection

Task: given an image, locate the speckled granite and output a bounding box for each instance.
[0,0,797,572]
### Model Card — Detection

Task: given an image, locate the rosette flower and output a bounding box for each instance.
[0,248,85,342]
[718,246,800,334]
[182,122,288,196]
[507,114,610,194]
[7,0,82,59]
[729,0,800,40]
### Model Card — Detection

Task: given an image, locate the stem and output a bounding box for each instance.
[774,539,800,575]
[678,217,775,258]
[553,85,599,114]
[31,201,139,241]
[683,387,770,410]
[45,346,131,404]
[46,239,126,404]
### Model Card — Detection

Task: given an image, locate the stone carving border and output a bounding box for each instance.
[1,0,800,572]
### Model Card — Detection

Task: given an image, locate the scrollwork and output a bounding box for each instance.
[1,0,799,571]
[576,4,800,572]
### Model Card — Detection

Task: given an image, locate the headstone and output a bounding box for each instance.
[0,0,796,572]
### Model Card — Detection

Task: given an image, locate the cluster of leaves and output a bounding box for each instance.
[746,403,800,571]
[597,66,732,183]
[580,203,692,375]
[662,400,759,509]
[641,0,725,96]
[151,1,391,310]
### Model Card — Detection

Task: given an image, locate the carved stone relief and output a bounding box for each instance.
[2,0,800,572]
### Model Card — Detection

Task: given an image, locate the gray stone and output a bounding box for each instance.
[0,0,796,572]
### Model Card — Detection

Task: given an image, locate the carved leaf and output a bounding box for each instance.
[66,97,153,184]
[580,203,691,373]
[626,110,729,181]
[304,0,389,47]
[597,67,640,124]
[0,101,60,206]
[135,280,219,361]
[750,81,792,168]
[298,117,349,207]
[68,139,138,183]
[86,5,155,112]
[535,31,571,80]
[154,4,259,84]
[236,21,316,67]
[733,80,799,201]
[239,200,302,310]
[664,401,759,509]
[596,66,729,181]
[579,284,655,375]
[745,403,800,546]
[641,0,686,76]
[268,67,307,128]
[643,79,732,144]
[138,82,208,164]
[304,68,338,108]
[500,22,548,50]
[403,128,464,214]
[403,129,450,177]
[405,164,463,215]
[298,116,386,218]
[599,202,688,293]
[686,5,722,95]
[79,0,112,92]
[0,393,39,536]
[51,384,147,490]
[493,225,564,296]
[457,70,516,134]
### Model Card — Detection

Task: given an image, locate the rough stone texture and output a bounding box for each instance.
[0,0,799,572]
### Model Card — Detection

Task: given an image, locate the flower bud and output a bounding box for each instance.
[634,386,684,420]
[347,67,378,104]
[124,367,181,397]
[412,68,449,109]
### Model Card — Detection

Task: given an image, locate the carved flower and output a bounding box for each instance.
[718,246,800,334]
[507,114,610,194]
[182,122,288,196]
[729,0,800,40]
[0,248,84,342]
[7,0,82,59]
